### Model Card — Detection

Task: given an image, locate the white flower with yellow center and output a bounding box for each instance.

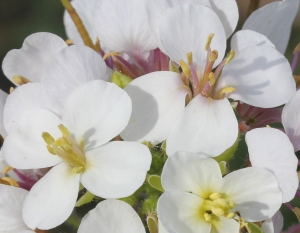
[157,152,282,233]
[2,80,152,230]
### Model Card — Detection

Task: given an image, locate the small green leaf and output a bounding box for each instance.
[111,70,132,88]
[218,161,227,175]
[147,175,164,192]
[75,191,94,207]
[214,135,240,163]
[247,222,263,233]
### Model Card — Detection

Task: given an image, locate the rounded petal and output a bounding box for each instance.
[0,185,29,232]
[120,71,188,144]
[23,162,80,230]
[81,141,151,198]
[231,30,275,51]
[41,45,108,102]
[0,89,8,138]
[216,46,296,107]
[162,154,221,198]
[282,90,300,152]
[62,80,131,149]
[159,4,226,70]
[2,32,67,83]
[63,0,98,45]
[3,83,63,135]
[219,167,282,222]
[261,211,283,233]
[78,200,145,233]
[243,0,300,54]
[158,191,211,233]
[2,108,62,169]
[246,128,298,202]
[166,95,238,157]
[94,0,157,54]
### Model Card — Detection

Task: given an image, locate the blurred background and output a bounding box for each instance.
[0,0,299,93]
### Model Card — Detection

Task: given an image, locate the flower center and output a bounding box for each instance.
[42,124,86,174]
[201,192,235,222]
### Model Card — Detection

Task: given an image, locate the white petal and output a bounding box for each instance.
[210,216,239,233]
[219,167,282,222]
[0,185,29,232]
[162,154,221,198]
[261,211,284,233]
[166,95,238,157]
[246,128,298,202]
[230,30,275,51]
[78,200,145,233]
[159,219,169,233]
[62,80,131,150]
[2,32,67,83]
[0,89,8,138]
[2,108,62,169]
[158,191,211,233]
[41,45,108,103]
[63,0,98,45]
[120,71,188,144]
[3,83,63,135]
[282,90,300,152]
[243,0,300,54]
[94,0,157,54]
[216,46,296,107]
[81,141,151,198]
[23,162,80,230]
[159,4,226,70]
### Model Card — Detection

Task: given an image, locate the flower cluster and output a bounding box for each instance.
[0,0,300,233]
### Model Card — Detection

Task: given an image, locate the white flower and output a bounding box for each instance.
[158,152,282,233]
[2,80,152,230]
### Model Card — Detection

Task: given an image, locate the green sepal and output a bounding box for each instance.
[147,174,164,192]
[119,194,137,206]
[214,135,240,163]
[111,70,132,88]
[246,222,263,233]
[147,214,158,233]
[218,161,227,175]
[75,191,94,207]
[142,194,159,215]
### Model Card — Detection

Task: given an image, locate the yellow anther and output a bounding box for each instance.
[42,132,55,145]
[58,124,71,137]
[211,207,224,216]
[209,72,215,86]
[209,50,218,62]
[9,87,14,93]
[205,33,214,51]
[226,212,235,219]
[103,52,120,60]
[293,207,300,222]
[228,200,235,208]
[294,42,300,54]
[2,166,13,174]
[71,166,85,174]
[65,39,73,45]
[213,198,227,208]
[226,50,236,64]
[12,75,31,85]
[204,213,211,222]
[0,177,19,187]
[179,60,191,77]
[221,87,236,95]
[187,52,193,65]
[55,137,72,150]
[209,192,221,200]
[47,145,57,155]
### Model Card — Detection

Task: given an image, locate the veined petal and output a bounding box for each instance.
[261,211,284,233]
[158,191,211,233]
[162,154,221,198]
[3,83,63,135]
[210,216,239,233]
[0,89,8,138]
[216,46,295,108]
[159,4,226,70]
[2,32,67,83]
[2,108,62,169]
[78,200,145,233]
[243,0,300,54]
[81,141,151,198]
[23,162,80,230]
[166,95,238,157]
[231,30,275,51]
[41,45,108,103]
[219,167,282,222]
[94,0,157,54]
[63,0,98,45]
[120,71,188,145]
[62,80,131,150]
[246,128,298,202]
[0,185,29,232]
[282,90,300,152]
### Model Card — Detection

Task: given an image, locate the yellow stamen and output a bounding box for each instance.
[226,50,235,64]
[12,75,31,85]
[293,207,300,222]
[179,60,191,77]
[58,124,71,137]
[294,42,300,54]
[55,137,72,150]
[187,52,193,65]
[65,39,73,45]
[213,198,227,208]
[204,213,211,222]
[103,52,120,60]
[221,86,236,94]
[42,132,55,145]
[209,192,221,200]
[209,50,218,62]
[61,0,95,50]
[9,87,14,93]
[226,212,235,219]
[47,145,56,155]
[209,72,215,86]
[0,177,19,187]
[211,207,224,216]
[2,166,13,174]
[266,125,271,128]
[228,200,235,208]
[205,33,214,51]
